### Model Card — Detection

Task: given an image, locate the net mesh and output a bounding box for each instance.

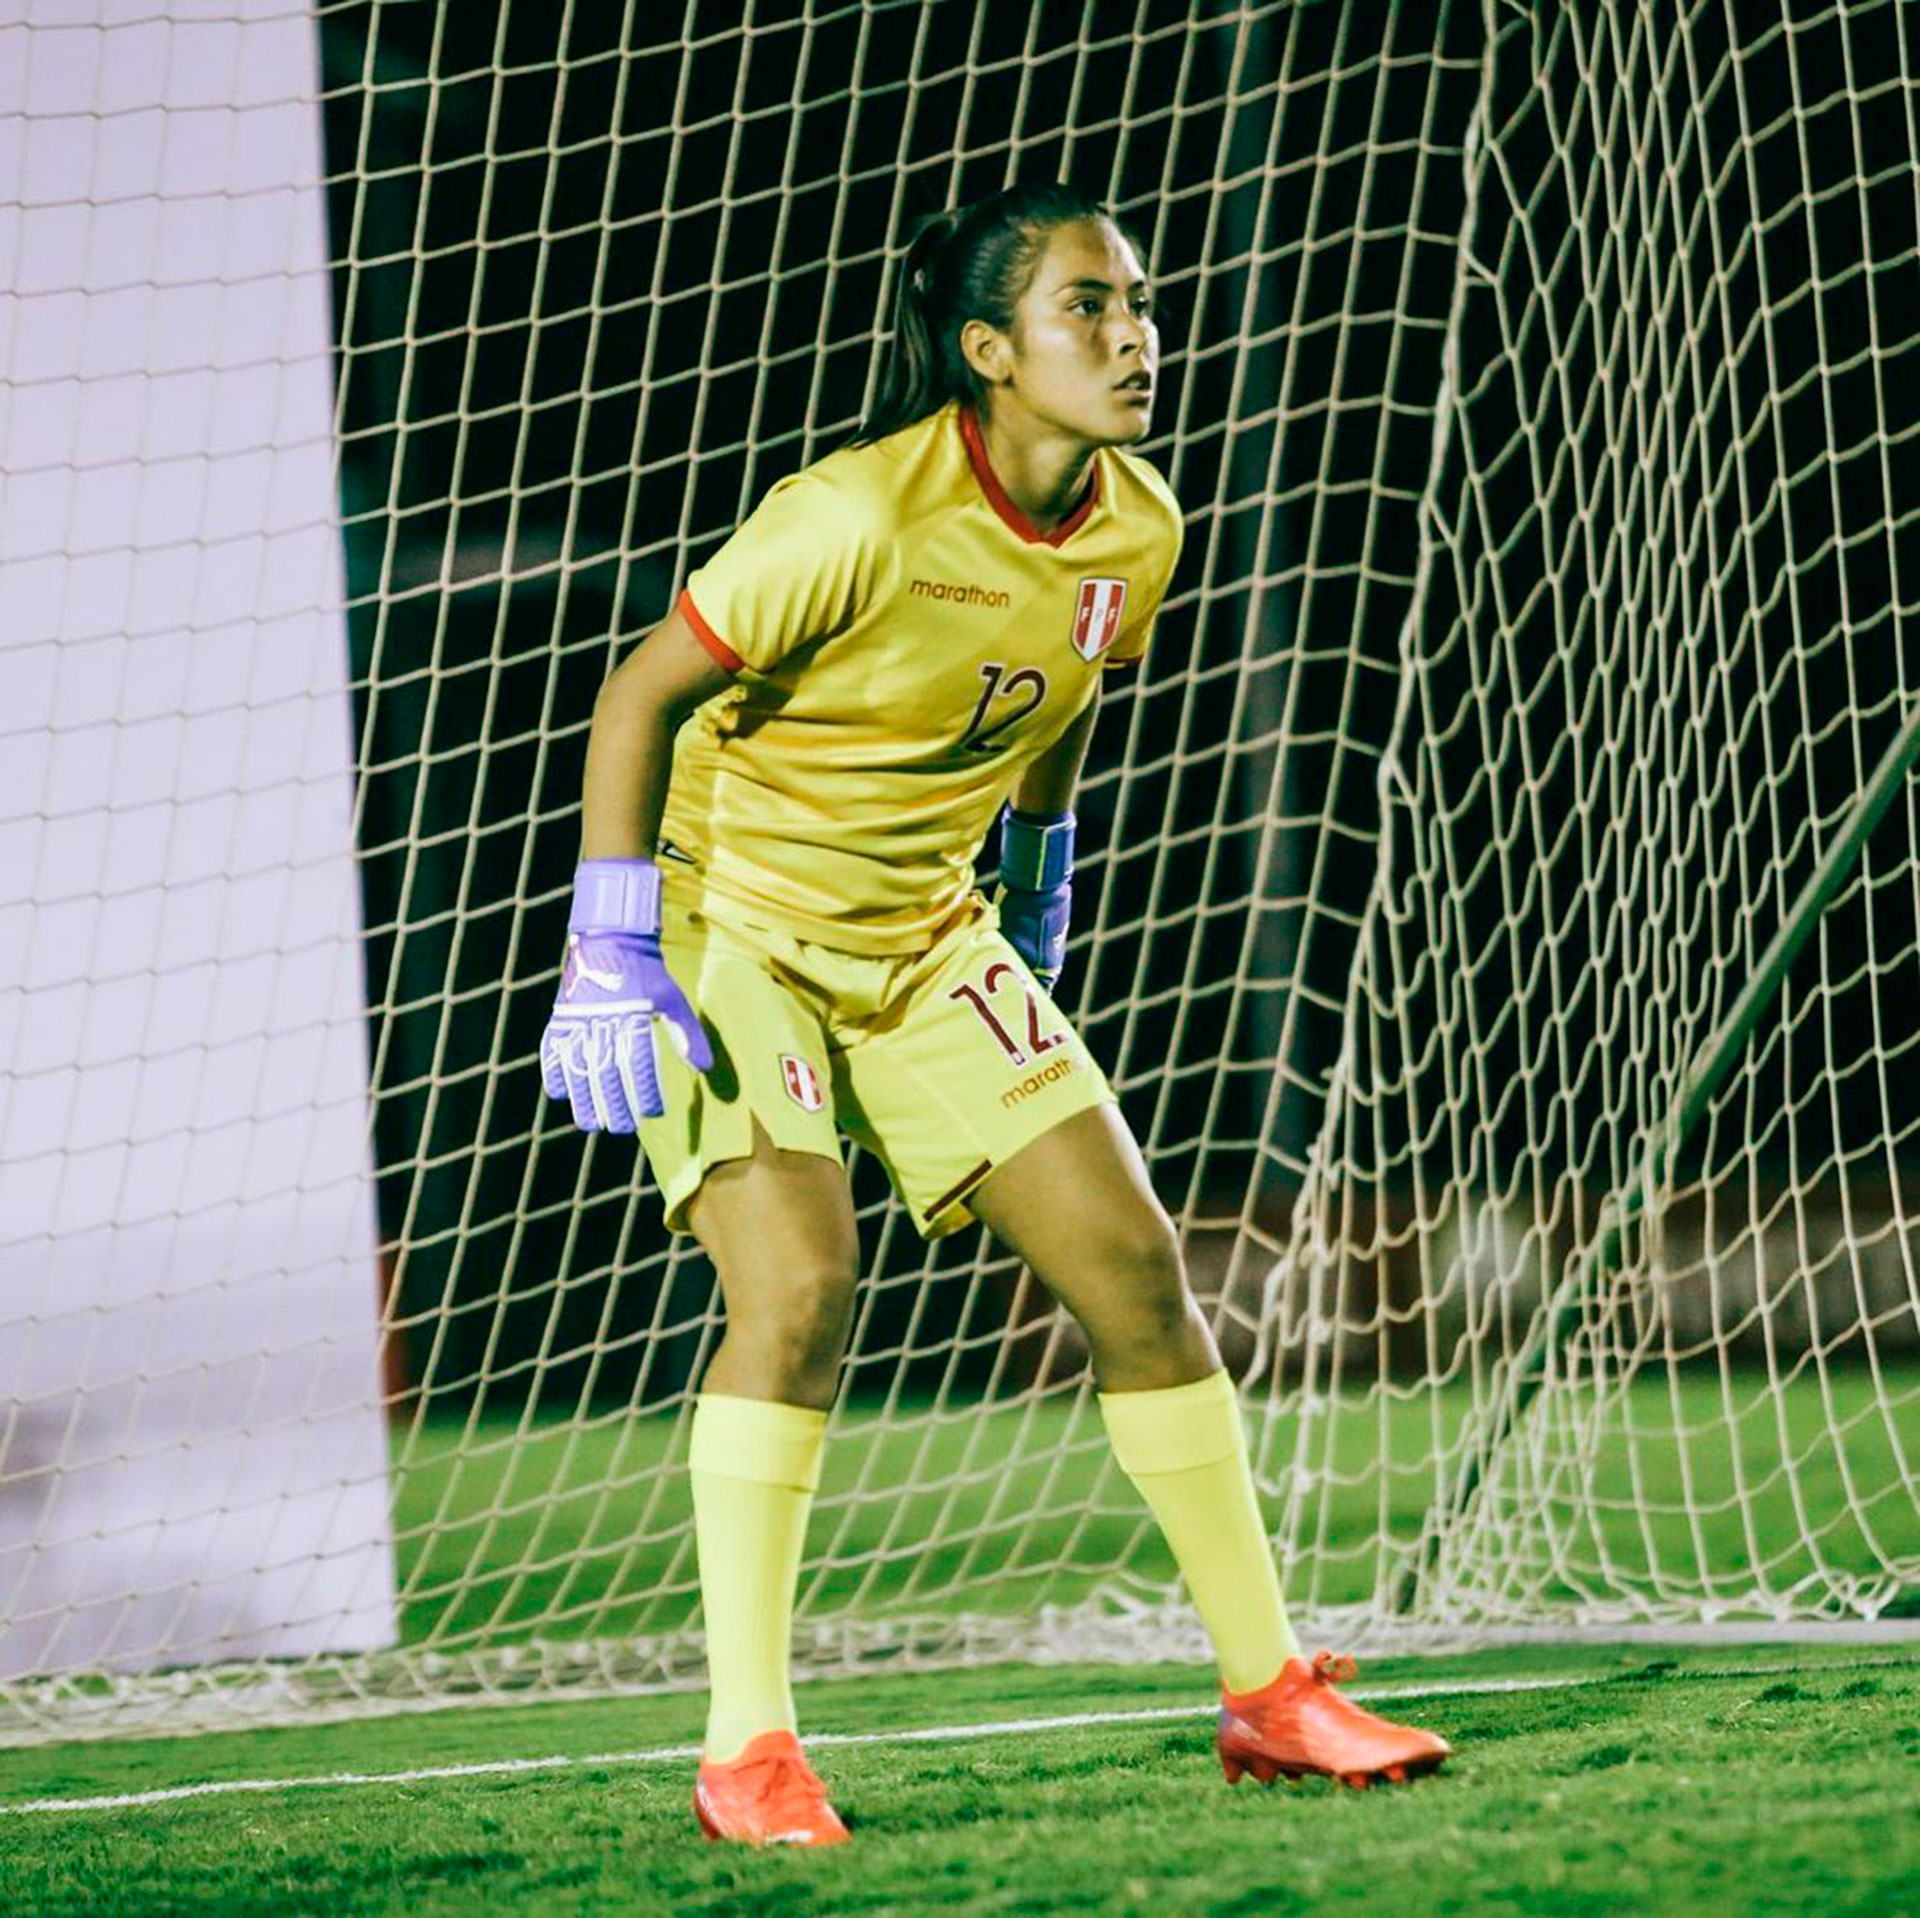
[1257,0,1920,1632]
[3,0,1917,1745]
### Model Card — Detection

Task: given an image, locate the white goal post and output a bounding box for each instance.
[2,0,1917,1744]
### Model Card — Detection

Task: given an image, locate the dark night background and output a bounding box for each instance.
[313,1,1919,1413]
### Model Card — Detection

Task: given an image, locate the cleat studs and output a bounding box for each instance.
[1222,1756,1244,1785]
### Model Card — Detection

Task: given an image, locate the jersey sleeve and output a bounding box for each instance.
[1104,495,1184,673]
[678,465,888,676]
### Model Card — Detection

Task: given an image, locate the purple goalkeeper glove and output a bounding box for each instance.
[995,807,1075,993]
[540,858,713,1132]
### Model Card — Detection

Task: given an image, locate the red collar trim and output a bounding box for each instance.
[959,406,1101,547]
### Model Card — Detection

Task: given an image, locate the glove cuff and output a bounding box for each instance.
[1001,808,1075,891]
[569,858,663,936]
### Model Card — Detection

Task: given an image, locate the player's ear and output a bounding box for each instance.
[960,317,1012,387]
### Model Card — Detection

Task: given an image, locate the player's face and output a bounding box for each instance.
[999,219,1159,446]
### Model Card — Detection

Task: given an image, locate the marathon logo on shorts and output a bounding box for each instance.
[1070,577,1128,660]
[1000,1055,1078,1108]
[780,1053,826,1112]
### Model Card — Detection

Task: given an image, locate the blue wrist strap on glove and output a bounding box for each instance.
[1000,808,1075,891]
[569,857,663,936]
[997,808,1075,990]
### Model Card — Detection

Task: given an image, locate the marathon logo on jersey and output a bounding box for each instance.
[780,1053,826,1112]
[1070,577,1129,660]
[910,577,1012,608]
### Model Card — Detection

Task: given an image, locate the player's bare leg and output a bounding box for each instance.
[681,1120,856,1846]
[969,1103,1215,1390]
[687,1117,860,1411]
[972,1102,1451,1789]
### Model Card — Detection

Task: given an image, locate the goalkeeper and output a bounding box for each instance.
[542,183,1450,1848]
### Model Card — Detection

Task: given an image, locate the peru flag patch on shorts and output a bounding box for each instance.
[1070,577,1128,660]
[780,1053,826,1112]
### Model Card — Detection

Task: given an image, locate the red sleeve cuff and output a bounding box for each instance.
[677,589,744,674]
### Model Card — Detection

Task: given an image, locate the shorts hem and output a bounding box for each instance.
[910,1083,1119,1242]
[654,1135,847,1237]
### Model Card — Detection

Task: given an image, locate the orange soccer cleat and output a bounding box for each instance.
[1217,1652,1452,1790]
[693,1730,851,1847]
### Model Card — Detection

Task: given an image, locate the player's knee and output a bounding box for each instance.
[784,1271,858,1367]
[1115,1210,1187,1310]
[727,1266,857,1385]
[1083,1212,1196,1346]
[1116,1288,1204,1355]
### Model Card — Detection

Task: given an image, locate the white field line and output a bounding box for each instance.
[0,1672,1621,1817]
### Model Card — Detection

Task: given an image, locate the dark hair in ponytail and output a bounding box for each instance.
[857,183,1134,443]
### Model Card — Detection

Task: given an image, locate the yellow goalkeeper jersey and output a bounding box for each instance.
[658,401,1183,954]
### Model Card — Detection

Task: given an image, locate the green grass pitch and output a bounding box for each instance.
[1,1370,1915,1913]
[4,1645,1918,1914]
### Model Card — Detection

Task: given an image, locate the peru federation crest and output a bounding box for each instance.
[1070,577,1129,660]
[780,1053,826,1112]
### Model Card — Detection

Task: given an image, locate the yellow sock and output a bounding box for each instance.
[689,1392,827,1761]
[1098,1369,1300,1694]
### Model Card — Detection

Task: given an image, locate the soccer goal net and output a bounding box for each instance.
[4,1,1916,1743]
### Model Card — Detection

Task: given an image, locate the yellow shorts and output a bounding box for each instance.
[638,885,1117,1240]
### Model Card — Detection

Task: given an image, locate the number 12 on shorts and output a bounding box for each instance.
[948,960,1065,1067]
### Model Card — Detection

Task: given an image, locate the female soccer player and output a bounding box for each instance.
[542,183,1450,1847]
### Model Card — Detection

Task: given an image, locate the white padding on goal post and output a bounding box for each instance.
[0,3,396,1678]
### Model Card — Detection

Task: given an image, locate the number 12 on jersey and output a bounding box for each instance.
[961,662,1049,753]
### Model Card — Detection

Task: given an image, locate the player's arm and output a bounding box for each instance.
[1012,683,1101,816]
[581,602,737,859]
[542,605,735,1133]
[999,499,1173,986]
[997,686,1106,992]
